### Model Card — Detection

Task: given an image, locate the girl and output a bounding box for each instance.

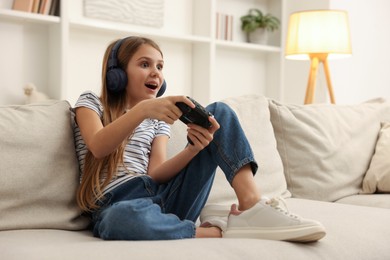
[72,36,325,241]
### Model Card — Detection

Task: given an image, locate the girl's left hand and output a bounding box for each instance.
[186,116,220,152]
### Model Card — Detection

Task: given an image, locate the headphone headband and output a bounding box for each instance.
[107,38,125,69]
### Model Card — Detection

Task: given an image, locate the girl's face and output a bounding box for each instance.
[126,44,164,106]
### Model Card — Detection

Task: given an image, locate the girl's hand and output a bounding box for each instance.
[139,96,194,124]
[186,116,220,152]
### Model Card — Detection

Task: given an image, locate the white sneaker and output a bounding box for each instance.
[224,197,326,242]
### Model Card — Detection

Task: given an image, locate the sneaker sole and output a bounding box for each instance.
[223,225,326,243]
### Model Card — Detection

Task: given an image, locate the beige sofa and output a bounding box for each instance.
[1,95,390,260]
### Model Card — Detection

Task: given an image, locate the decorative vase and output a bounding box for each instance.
[248,28,268,44]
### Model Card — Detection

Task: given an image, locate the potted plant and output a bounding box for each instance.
[240,8,280,44]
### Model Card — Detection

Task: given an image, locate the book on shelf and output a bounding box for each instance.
[49,0,59,16]
[12,0,34,12]
[12,0,60,16]
[39,0,51,15]
[32,0,40,13]
[216,12,234,41]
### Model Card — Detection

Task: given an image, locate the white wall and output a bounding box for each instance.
[283,0,390,104]
[2,1,390,105]
[330,0,390,104]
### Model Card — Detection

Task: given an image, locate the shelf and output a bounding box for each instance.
[69,18,211,45]
[0,8,59,25]
[68,18,281,53]
[215,39,281,53]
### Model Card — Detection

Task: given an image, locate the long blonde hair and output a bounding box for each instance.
[77,36,163,212]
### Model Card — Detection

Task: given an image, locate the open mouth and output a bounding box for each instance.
[145,83,158,90]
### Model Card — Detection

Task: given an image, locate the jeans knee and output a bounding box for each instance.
[207,102,232,116]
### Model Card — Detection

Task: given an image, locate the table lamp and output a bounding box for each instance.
[285,10,352,104]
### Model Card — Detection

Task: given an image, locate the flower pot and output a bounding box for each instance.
[248,28,268,44]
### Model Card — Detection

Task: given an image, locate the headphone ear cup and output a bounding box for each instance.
[157,80,167,97]
[106,68,128,93]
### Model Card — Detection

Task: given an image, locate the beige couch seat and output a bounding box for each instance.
[1,199,390,260]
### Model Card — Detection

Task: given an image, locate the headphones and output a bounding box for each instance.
[106,37,167,97]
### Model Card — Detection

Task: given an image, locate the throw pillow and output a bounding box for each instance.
[269,99,390,202]
[0,100,89,231]
[361,122,390,193]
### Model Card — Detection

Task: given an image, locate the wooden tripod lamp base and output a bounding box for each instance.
[304,53,336,105]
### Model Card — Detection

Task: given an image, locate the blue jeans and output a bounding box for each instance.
[91,102,258,240]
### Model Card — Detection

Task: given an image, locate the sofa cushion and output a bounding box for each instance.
[269,99,390,202]
[168,95,290,206]
[0,100,89,231]
[361,122,390,193]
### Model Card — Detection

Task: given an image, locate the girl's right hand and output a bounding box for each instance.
[140,96,195,124]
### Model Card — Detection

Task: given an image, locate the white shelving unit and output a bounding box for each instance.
[0,0,285,106]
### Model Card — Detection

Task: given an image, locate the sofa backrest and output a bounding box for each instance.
[2,96,388,231]
[169,95,390,204]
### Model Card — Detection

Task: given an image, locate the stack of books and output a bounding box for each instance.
[215,12,234,41]
[12,0,60,16]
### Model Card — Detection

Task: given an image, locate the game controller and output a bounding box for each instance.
[176,97,213,145]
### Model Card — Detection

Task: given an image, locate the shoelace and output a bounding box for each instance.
[266,197,299,219]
